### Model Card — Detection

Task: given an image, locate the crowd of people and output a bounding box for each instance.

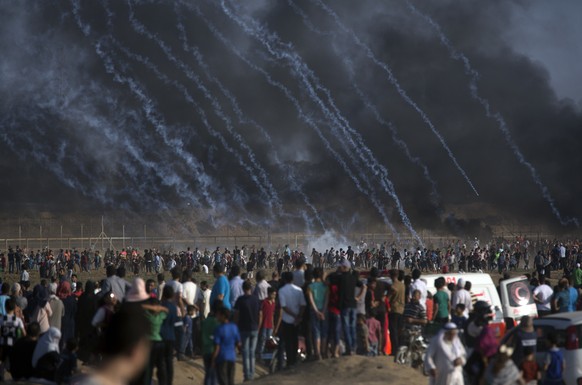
[0,235,581,385]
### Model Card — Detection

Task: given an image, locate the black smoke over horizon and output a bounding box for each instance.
[1,0,581,238]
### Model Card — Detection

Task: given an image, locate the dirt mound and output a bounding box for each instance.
[172,354,426,385]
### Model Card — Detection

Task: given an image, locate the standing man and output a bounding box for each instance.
[533,276,553,317]
[432,277,450,326]
[101,265,131,301]
[253,271,270,301]
[229,265,244,309]
[451,279,472,318]
[338,260,357,355]
[234,281,260,381]
[210,264,231,310]
[410,269,428,310]
[389,269,405,354]
[182,271,202,357]
[424,323,466,385]
[274,272,306,370]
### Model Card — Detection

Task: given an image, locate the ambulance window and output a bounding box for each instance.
[506,279,535,307]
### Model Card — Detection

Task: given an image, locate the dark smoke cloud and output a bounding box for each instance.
[0,0,581,238]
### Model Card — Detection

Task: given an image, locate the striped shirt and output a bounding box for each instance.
[0,314,24,347]
[403,301,426,330]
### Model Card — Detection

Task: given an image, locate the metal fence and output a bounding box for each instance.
[0,230,578,254]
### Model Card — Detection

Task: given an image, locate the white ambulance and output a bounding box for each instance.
[423,273,538,339]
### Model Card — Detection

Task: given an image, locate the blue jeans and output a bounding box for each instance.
[181,330,192,356]
[369,341,378,356]
[259,328,272,355]
[240,330,258,380]
[341,308,357,353]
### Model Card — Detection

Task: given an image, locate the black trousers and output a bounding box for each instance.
[389,312,403,353]
[192,317,201,355]
[280,321,298,367]
[216,361,235,385]
[375,311,386,353]
[163,341,174,385]
[147,341,167,385]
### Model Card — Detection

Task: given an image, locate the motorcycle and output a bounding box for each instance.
[395,328,428,370]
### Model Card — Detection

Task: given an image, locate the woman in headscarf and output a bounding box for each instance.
[76,281,99,364]
[32,326,61,381]
[58,281,77,350]
[27,284,53,334]
[424,322,467,385]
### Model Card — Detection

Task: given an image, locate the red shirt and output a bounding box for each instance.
[425,298,434,321]
[328,284,340,316]
[261,300,275,329]
[521,360,539,382]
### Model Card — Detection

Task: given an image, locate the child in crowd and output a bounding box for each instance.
[520,346,540,385]
[181,305,195,359]
[259,288,276,356]
[543,332,565,385]
[212,306,241,385]
[0,298,27,381]
[356,314,369,355]
[425,291,434,322]
[451,304,467,333]
[366,312,381,356]
[201,302,220,385]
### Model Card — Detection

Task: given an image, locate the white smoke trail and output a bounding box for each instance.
[183,0,400,239]
[404,0,578,227]
[173,12,326,232]
[286,2,440,206]
[308,0,479,197]
[126,0,282,214]
[217,0,422,245]
[70,0,217,209]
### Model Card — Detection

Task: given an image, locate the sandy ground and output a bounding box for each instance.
[172,355,427,385]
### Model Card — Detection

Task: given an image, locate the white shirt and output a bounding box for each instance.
[254,280,271,301]
[202,264,209,274]
[452,288,473,317]
[20,270,30,282]
[410,279,428,309]
[166,280,183,297]
[230,276,244,308]
[182,281,202,317]
[278,283,306,324]
[533,284,554,311]
[202,289,211,318]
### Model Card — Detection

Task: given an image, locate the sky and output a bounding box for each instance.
[0,0,581,238]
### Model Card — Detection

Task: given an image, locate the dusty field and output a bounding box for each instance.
[170,354,427,385]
